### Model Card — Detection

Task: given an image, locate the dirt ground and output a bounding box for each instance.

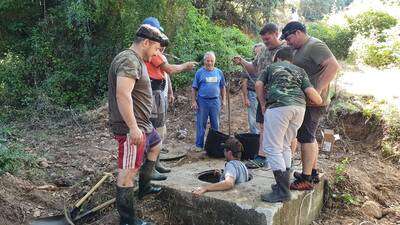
[0,87,399,225]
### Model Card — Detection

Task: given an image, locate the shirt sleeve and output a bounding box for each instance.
[150,54,167,68]
[257,66,270,84]
[219,70,226,88]
[116,57,141,80]
[223,162,237,181]
[192,70,200,89]
[309,41,333,66]
[300,69,313,91]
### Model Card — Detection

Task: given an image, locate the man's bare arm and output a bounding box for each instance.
[191,88,198,110]
[116,76,142,145]
[304,87,323,105]
[193,176,235,195]
[161,61,197,75]
[220,87,226,107]
[233,56,257,74]
[316,56,340,93]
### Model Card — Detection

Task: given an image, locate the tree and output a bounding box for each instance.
[193,0,284,33]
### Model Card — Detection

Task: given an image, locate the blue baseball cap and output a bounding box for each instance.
[142,17,164,32]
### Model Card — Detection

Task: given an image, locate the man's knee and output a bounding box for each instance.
[117,169,138,187]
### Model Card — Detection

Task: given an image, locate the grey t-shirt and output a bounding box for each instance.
[220,160,249,184]
[293,37,333,106]
[108,49,153,134]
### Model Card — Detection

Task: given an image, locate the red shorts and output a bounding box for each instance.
[114,129,161,170]
[115,134,146,170]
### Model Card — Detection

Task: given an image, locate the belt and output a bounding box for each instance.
[199,96,218,100]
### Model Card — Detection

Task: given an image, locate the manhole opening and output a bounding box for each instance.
[197,169,253,183]
[198,170,223,183]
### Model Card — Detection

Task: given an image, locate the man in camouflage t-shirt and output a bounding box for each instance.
[281,21,340,191]
[255,47,322,203]
[108,24,168,225]
[233,23,288,168]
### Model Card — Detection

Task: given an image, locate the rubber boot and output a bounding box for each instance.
[150,168,167,181]
[155,156,171,173]
[139,159,162,200]
[116,186,153,225]
[271,168,290,191]
[261,170,291,203]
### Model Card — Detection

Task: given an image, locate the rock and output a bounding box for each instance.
[361,200,382,219]
[33,209,41,217]
[36,184,60,191]
[39,158,50,168]
[176,95,188,103]
[176,129,187,140]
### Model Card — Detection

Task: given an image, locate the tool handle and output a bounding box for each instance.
[75,198,116,220]
[74,172,112,208]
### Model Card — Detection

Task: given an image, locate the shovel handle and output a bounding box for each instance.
[74,172,112,208]
[75,198,116,220]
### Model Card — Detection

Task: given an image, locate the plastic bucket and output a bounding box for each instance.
[234,133,260,160]
[204,128,229,158]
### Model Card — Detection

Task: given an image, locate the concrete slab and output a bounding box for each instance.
[154,158,325,225]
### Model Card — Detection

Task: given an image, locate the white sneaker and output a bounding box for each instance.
[193,146,203,152]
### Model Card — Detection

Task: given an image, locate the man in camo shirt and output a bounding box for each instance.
[256,47,322,203]
[233,23,289,169]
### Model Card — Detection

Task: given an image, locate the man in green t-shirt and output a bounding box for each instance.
[280,21,340,190]
[108,24,168,225]
[256,47,322,202]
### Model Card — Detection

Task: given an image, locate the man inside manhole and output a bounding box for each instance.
[193,138,250,195]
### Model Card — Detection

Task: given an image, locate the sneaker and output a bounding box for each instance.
[293,171,320,184]
[193,146,203,152]
[245,156,266,169]
[290,178,314,190]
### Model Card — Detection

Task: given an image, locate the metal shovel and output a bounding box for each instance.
[30,172,112,225]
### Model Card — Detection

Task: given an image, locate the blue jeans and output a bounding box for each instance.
[195,96,221,148]
[247,90,259,134]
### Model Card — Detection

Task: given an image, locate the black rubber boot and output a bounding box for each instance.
[150,168,167,181]
[271,168,290,191]
[261,170,291,203]
[155,156,171,173]
[116,186,153,225]
[139,160,162,200]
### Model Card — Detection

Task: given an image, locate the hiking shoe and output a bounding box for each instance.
[293,171,320,184]
[245,156,267,169]
[193,146,203,152]
[290,179,314,191]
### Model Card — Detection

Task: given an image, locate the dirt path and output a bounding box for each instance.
[338,65,400,108]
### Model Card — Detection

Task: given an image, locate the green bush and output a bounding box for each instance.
[0,0,254,109]
[348,10,397,39]
[307,22,355,59]
[170,7,253,88]
[0,53,33,108]
[364,44,399,68]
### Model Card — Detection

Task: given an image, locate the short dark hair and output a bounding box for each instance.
[274,47,294,62]
[224,138,243,159]
[259,23,279,35]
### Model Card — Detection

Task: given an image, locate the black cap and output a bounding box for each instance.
[280,21,306,40]
[136,25,169,47]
